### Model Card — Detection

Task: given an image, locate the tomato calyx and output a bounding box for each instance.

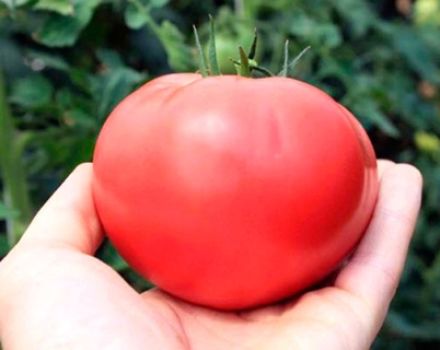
[193,16,311,78]
[230,33,275,77]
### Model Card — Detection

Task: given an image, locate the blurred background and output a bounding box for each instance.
[0,0,439,348]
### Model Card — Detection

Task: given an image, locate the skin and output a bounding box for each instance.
[0,160,422,350]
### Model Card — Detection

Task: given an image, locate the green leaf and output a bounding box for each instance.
[34,0,74,15]
[418,27,440,57]
[149,0,168,7]
[238,46,251,76]
[65,108,97,130]
[0,0,32,9]
[25,50,70,71]
[0,234,10,256]
[352,100,400,138]
[385,25,440,84]
[94,68,145,118]
[55,88,74,108]
[90,55,145,119]
[124,0,167,29]
[331,0,376,38]
[96,49,124,69]
[386,311,440,341]
[125,0,150,30]
[69,68,92,94]
[289,13,342,49]
[247,29,258,60]
[156,21,194,72]
[35,0,101,47]
[0,201,18,220]
[126,12,194,72]
[0,37,24,77]
[10,75,53,108]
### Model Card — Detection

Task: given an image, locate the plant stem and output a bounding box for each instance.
[287,46,311,73]
[0,70,32,246]
[193,25,209,76]
[208,15,220,75]
[280,40,289,77]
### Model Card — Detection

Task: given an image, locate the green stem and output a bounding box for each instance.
[280,40,289,77]
[193,25,208,77]
[284,46,311,75]
[0,70,32,246]
[208,15,220,75]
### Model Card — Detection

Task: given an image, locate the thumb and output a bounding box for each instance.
[18,163,104,255]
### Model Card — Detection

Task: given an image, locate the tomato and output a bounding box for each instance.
[92,73,379,310]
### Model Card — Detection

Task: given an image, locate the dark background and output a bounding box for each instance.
[1,0,440,348]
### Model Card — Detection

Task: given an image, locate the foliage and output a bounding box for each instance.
[0,0,440,348]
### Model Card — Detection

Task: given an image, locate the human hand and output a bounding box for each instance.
[0,160,422,349]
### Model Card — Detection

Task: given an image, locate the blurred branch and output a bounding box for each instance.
[0,69,32,246]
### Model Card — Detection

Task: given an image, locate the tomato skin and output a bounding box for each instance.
[93,73,378,310]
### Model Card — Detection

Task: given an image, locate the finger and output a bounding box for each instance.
[335,163,422,322]
[377,159,395,179]
[18,163,104,254]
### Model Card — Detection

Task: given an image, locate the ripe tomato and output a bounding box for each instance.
[93,73,378,310]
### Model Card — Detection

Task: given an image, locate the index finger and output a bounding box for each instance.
[335,162,422,320]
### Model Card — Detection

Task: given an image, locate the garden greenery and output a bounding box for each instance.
[0,1,439,348]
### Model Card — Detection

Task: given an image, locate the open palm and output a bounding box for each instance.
[0,161,422,350]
